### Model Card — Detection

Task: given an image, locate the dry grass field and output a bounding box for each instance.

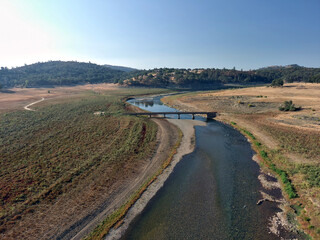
[0,85,177,239]
[163,83,320,238]
[0,83,121,113]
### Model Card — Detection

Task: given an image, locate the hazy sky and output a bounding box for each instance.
[1,0,319,69]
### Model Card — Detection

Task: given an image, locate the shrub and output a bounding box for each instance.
[305,217,311,222]
[279,100,301,111]
[254,141,261,147]
[242,129,256,140]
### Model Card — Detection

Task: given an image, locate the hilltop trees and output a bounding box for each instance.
[1,62,320,89]
[0,61,130,88]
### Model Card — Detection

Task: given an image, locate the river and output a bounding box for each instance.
[122,96,300,240]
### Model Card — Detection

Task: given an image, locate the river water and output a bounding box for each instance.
[123,96,297,240]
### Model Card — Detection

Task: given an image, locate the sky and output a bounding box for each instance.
[0,0,319,70]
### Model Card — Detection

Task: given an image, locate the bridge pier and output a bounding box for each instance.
[178,113,180,119]
[192,114,195,120]
[206,112,216,119]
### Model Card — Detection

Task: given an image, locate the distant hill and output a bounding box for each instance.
[258,64,303,70]
[0,61,131,88]
[1,61,319,89]
[103,64,137,72]
[123,65,320,88]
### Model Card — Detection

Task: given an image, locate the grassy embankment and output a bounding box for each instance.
[0,88,170,238]
[84,130,183,240]
[163,87,320,239]
[230,122,319,239]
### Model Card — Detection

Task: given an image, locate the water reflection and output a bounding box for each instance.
[123,95,300,240]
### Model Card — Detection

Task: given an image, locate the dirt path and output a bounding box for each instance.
[23,97,45,111]
[54,118,180,240]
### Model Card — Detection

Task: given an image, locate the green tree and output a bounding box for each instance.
[24,80,29,88]
[271,78,284,87]
[279,100,301,111]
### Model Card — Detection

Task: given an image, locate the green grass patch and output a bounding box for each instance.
[241,129,256,140]
[291,204,304,216]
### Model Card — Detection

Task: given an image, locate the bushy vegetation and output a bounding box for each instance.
[124,65,320,88]
[258,148,297,199]
[270,164,298,198]
[279,100,301,111]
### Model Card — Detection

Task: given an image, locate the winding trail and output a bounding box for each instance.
[24,97,45,111]
[55,119,180,240]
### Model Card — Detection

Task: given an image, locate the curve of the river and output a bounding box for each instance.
[122,95,300,240]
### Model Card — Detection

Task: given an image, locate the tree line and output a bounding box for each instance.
[1,61,319,89]
[0,61,130,88]
[124,65,320,88]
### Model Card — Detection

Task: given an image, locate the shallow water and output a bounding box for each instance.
[124,97,293,239]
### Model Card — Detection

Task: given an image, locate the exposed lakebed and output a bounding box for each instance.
[121,96,300,239]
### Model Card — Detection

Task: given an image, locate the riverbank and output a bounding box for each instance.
[101,119,206,239]
[0,87,176,240]
[162,84,320,238]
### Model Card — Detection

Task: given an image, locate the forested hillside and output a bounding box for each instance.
[0,61,131,88]
[1,61,319,89]
[124,65,320,88]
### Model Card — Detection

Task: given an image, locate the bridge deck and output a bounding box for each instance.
[125,111,216,119]
[126,111,212,115]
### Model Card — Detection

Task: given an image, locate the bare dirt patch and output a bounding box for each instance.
[0,87,181,240]
[0,83,120,113]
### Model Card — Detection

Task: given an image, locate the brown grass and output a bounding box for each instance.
[0,83,120,113]
[0,86,174,240]
[162,83,320,238]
